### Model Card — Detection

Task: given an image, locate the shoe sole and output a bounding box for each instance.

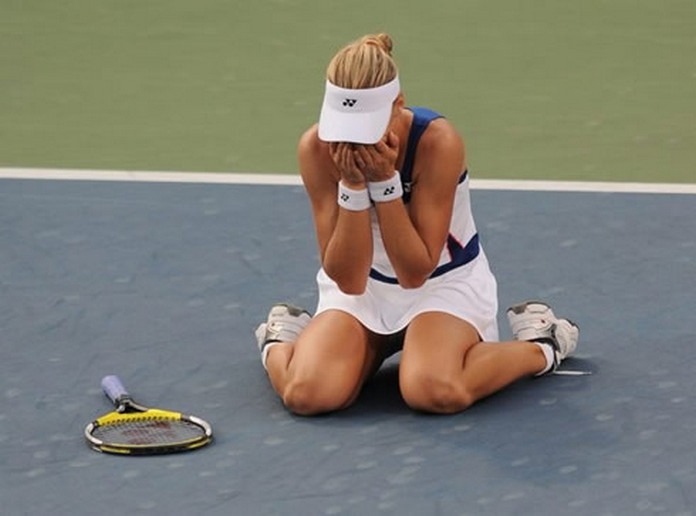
[507,301,579,330]
[506,300,551,315]
[560,318,579,330]
[272,303,311,318]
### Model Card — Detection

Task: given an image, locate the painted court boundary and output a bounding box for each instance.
[1,167,695,194]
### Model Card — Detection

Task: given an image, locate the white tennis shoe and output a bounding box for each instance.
[255,302,311,351]
[506,301,578,372]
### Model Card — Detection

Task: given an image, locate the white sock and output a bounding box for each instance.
[261,342,284,371]
[534,342,556,376]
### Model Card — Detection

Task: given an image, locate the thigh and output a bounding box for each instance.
[400,311,481,380]
[289,309,389,398]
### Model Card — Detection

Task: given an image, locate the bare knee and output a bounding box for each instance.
[400,372,474,414]
[282,379,356,416]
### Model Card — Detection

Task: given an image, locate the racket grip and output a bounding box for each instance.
[101,375,129,403]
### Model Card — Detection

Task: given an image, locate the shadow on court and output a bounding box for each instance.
[1,179,695,515]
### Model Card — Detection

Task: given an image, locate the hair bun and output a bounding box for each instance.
[326,33,398,89]
[363,33,393,56]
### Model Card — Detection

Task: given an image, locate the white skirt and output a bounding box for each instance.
[314,251,499,342]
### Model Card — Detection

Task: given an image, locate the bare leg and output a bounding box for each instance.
[399,311,546,414]
[265,309,389,416]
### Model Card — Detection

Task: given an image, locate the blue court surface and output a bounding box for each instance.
[1,177,695,515]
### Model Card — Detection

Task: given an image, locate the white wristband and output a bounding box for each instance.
[338,181,371,211]
[368,171,403,202]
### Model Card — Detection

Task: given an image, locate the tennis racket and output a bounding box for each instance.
[84,375,213,455]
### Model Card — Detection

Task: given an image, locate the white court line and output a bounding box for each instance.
[0,167,303,186]
[1,167,695,194]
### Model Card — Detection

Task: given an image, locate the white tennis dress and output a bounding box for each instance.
[315,107,499,342]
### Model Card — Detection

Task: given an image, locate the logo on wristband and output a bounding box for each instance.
[368,171,403,203]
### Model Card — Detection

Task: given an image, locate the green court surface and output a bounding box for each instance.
[2,0,695,183]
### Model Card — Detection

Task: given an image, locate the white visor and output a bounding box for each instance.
[318,76,400,144]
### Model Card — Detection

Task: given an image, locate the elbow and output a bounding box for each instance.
[396,265,434,290]
[324,267,368,296]
[336,276,368,295]
[398,275,427,290]
[338,282,367,296]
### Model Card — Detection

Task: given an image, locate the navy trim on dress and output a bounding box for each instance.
[369,233,480,285]
[401,107,442,204]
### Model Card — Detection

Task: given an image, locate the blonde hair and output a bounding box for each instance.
[326,33,398,89]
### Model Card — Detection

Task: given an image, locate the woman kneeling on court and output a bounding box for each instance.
[254,33,579,416]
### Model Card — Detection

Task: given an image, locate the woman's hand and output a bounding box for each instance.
[329,142,366,187]
[353,131,399,182]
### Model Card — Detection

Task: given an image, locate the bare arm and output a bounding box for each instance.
[358,121,464,288]
[298,127,373,295]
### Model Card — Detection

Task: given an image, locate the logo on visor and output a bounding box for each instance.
[342,99,357,107]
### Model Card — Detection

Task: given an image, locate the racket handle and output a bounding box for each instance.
[101,375,129,404]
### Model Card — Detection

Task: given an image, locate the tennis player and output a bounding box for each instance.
[255,33,579,415]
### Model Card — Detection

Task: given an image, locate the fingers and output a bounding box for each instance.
[329,143,365,185]
[329,143,351,169]
[353,148,366,170]
[328,142,348,164]
[372,132,399,154]
[353,145,373,168]
[386,131,399,151]
[328,134,399,184]
[352,133,399,181]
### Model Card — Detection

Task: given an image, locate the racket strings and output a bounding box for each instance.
[92,418,205,446]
